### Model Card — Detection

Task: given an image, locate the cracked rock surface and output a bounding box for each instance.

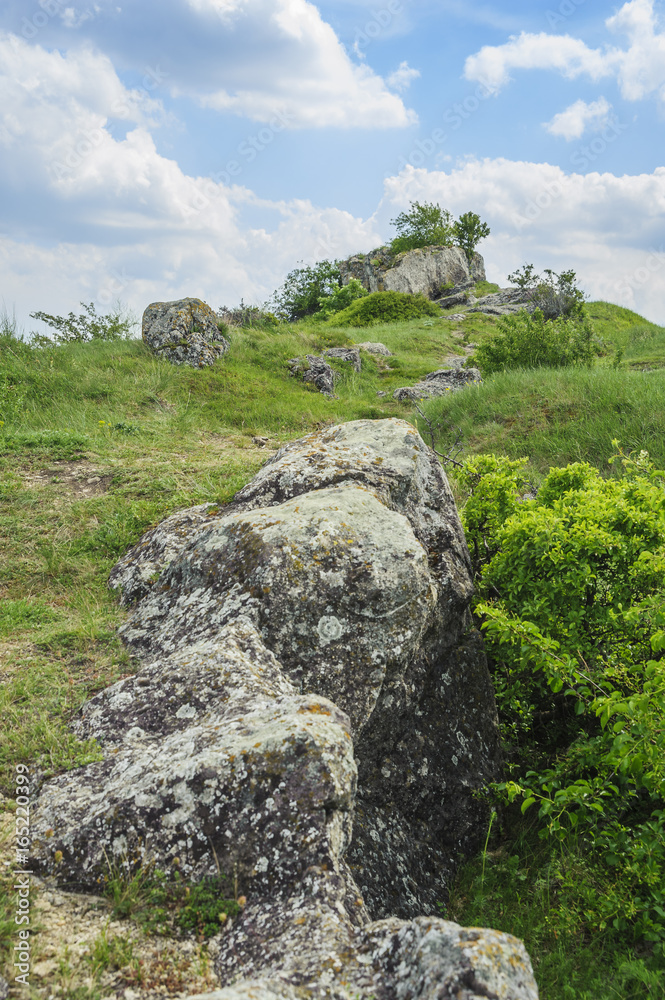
[143,298,230,367]
[393,367,482,401]
[30,418,536,1000]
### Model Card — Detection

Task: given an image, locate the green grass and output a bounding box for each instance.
[473,280,501,296]
[586,301,665,366]
[445,818,665,1000]
[421,366,665,478]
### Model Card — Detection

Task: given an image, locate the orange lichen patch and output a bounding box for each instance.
[298,704,332,716]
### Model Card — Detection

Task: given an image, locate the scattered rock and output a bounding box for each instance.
[142,298,229,368]
[323,347,361,372]
[434,288,473,310]
[393,367,482,401]
[356,342,393,356]
[339,246,485,298]
[469,288,532,317]
[287,355,337,397]
[376,391,387,397]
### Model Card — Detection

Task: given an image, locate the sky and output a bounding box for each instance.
[1,0,665,332]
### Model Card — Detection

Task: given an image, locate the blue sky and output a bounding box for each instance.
[1,0,664,329]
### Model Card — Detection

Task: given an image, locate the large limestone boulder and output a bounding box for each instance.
[143,297,229,367]
[339,246,485,299]
[28,419,537,999]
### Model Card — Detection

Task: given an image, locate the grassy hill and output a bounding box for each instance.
[1,298,664,999]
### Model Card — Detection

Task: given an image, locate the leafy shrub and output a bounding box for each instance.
[30,301,137,343]
[333,290,440,327]
[508,265,586,320]
[312,277,368,321]
[470,308,596,374]
[267,260,342,321]
[457,446,665,951]
[389,200,454,254]
[218,302,278,330]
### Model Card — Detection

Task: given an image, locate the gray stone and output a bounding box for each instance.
[468,288,532,317]
[339,246,485,299]
[393,368,482,402]
[288,355,337,397]
[323,347,362,372]
[142,298,229,367]
[356,342,393,356]
[189,916,538,1000]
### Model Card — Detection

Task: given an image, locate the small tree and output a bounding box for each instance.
[389,201,453,254]
[267,260,342,322]
[452,211,490,262]
[508,264,586,320]
[30,301,137,343]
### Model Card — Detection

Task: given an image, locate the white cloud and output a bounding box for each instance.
[0,32,382,330]
[379,159,665,322]
[387,62,421,92]
[464,0,665,107]
[180,0,417,127]
[544,97,612,140]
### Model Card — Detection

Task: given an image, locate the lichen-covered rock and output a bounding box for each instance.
[339,246,485,298]
[356,341,392,356]
[106,419,500,918]
[30,620,360,902]
[143,298,229,367]
[393,367,482,402]
[191,915,538,1000]
[287,355,337,397]
[29,417,534,999]
[108,503,221,606]
[323,347,361,372]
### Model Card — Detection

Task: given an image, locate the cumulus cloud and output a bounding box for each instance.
[464,0,665,107]
[6,0,416,129]
[379,159,665,322]
[544,97,612,140]
[0,32,382,329]
[387,62,421,92]
[189,0,416,127]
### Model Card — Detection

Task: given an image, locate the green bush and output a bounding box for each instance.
[30,301,137,344]
[470,308,596,374]
[457,446,665,952]
[452,211,491,262]
[508,265,586,320]
[333,290,440,327]
[267,259,342,321]
[312,277,368,321]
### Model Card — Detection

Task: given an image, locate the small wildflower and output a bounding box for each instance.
[54,850,63,864]
[237,895,246,907]
[218,912,228,924]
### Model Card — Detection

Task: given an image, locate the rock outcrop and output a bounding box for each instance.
[339,246,485,299]
[143,298,229,367]
[287,349,361,396]
[29,419,537,999]
[393,367,482,402]
[356,342,392,356]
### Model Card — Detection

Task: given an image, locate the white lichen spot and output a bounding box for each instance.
[175,703,198,719]
[255,856,269,873]
[316,615,347,646]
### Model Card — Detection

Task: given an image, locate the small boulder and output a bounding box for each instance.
[393,367,482,401]
[356,341,393,356]
[323,346,362,372]
[287,355,337,397]
[142,298,229,367]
